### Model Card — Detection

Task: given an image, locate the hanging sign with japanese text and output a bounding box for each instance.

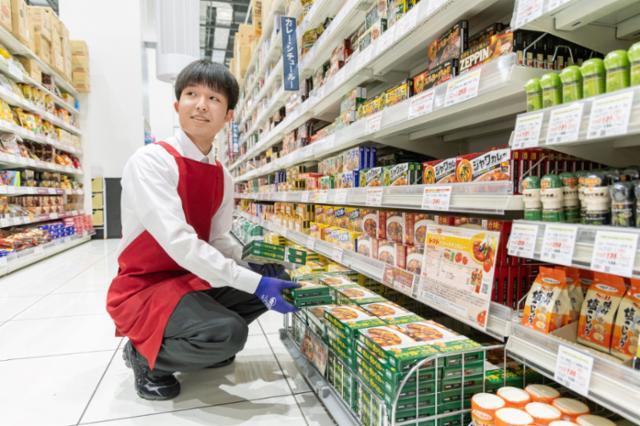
[281,17,300,91]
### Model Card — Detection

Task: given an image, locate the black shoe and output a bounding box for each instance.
[206,355,236,369]
[123,341,181,401]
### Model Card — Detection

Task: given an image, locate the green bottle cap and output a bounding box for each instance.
[539,72,562,89]
[541,173,563,188]
[604,50,630,69]
[559,66,582,84]
[524,78,542,94]
[581,58,605,76]
[522,175,541,190]
[559,172,577,187]
[629,41,640,63]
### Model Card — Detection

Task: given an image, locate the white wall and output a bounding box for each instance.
[59,0,145,179]
[145,47,178,141]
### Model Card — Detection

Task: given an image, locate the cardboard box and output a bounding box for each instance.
[91,209,104,226]
[91,193,103,209]
[0,0,11,32]
[72,54,89,73]
[26,5,53,41]
[10,0,29,44]
[71,40,88,57]
[17,56,40,82]
[51,34,64,72]
[34,33,51,64]
[91,178,103,192]
[72,70,89,92]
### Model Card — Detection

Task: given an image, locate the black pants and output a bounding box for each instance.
[139,286,268,374]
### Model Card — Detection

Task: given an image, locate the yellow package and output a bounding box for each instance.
[611,278,640,361]
[560,267,584,322]
[522,267,572,333]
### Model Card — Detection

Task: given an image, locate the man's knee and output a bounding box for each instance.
[221,314,248,352]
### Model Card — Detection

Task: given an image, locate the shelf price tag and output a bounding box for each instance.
[408,89,435,120]
[421,186,452,211]
[444,69,481,107]
[508,223,539,258]
[334,189,349,204]
[548,0,571,11]
[586,90,634,139]
[514,0,544,28]
[392,268,415,296]
[590,230,639,278]
[366,112,382,134]
[512,111,544,148]
[301,191,311,203]
[315,190,328,204]
[366,187,384,206]
[540,224,578,266]
[546,103,584,145]
[331,246,344,263]
[554,345,594,397]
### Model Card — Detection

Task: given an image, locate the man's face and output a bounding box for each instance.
[174,83,233,142]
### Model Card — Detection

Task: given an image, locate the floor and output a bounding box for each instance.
[0,239,337,426]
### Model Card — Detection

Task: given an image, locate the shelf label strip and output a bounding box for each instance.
[590,230,639,278]
[554,344,593,397]
[586,90,634,140]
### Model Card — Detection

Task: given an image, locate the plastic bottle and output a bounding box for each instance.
[541,174,565,222]
[560,172,579,223]
[629,41,640,86]
[604,50,631,92]
[525,78,543,111]
[610,181,634,227]
[560,66,583,102]
[540,72,563,108]
[522,176,542,221]
[580,59,606,98]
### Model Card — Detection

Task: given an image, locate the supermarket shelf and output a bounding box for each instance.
[0,186,83,196]
[240,59,283,132]
[0,119,81,156]
[507,321,640,423]
[235,181,523,217]
[0,210,86,229]
[509,220,640,278]
[0,25,78,96]
[0,152,83,175]
[511,86,640,167]
[234,55,546,182]
[231,0,515,173]
[235,210,513,340]
[0,233,91,277]
[511,0,635,53]
[279,329,360,426]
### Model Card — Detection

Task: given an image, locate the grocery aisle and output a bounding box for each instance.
[0,240,336,426]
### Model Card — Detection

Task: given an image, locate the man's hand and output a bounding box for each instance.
[248,262,286,278]
[254,277,299,314]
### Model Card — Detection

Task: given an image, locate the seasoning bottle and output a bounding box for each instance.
[522,176,542,221]
[540,73,563,108]
[630,41,640,86]
[560,172,579,223]
[576,171,588,223]
[604,50,631,92]
[560,66,583,103]
[610,181,634,227]
[541,174,565,222]
[525,78,543,112]
[582,172,610,225]
[580,58,606,98]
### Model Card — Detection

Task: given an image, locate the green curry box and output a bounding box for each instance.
[324,305,385,341]
[336,286,386,305]
[360,301,424,325]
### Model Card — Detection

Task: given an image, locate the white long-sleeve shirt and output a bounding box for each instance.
[117,128,262,294]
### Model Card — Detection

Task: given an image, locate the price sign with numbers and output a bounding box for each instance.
[334,189,349,204]
[366,187,384,206]
[301,191,311,203]
[421,186,452,211]
[587,90,634,139]
[541,224,578,266]
[366,112,382,134]
[514,0,544,28]
[331,246,344,263]
[554,345,593,396]
[315,190,328,204]
[408,89,435,119]
[507,223,539,258]
[512,111,544,148]
[444,69,481,107]
[392,268,415,296]
[546,103,584,145]
[590,230,639,277]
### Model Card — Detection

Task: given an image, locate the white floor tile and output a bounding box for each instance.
[81,333,294,423]
[258,310,286,335]
[14,291,108,319]
[0,350,114,426]
[0,313,121,360]
[296,392,337,426]
[79,395,307,425]
[265,331,312,394]
[0,295,41,321]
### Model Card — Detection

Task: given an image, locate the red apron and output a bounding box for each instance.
[107,141,224,369]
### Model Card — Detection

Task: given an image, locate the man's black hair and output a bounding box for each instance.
[174,59,240,110]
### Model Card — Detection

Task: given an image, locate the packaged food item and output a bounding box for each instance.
[377,240,396,266]
[455,148,511,183]
[361,209,385,239]
[459,29,514,74]
[427,21,468,70]
[361,301,421,325]
[522,176,542,221]
[577,272,626,352]
[356,235,378,259]
[342,147,367,172]
[522,267,572,333]
[560,267,584,322]
[581,172,610,225]
[630,41,640,86]
[471,393,506,426]
[559,66,583,103]
[525,402,562,425]
[385,211,405,244]
[406,245,423,275]
[383,79,413,107]
[494,407,534,426]
[611,278,640,361]
[324,305,385,341]
[524,384,560,404]
[336,285,385,306]
[525,78,543,111]
[560,172,579,223]
[383,162,422,186]
[575,415,616,426]
[423,158,457,184]
[413,213,435,246]
[610,181,634,227]
[361,167,383,187]
[636,181,640,227]
[552,398,590,422]
[578,269,594,295]
[413,60,457,94]
[497,387,532,409]
[541,174,565,222]
[604,50,630,92]
[540,72,562,108]
[581,58,606,98]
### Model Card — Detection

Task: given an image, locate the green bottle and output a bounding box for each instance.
[559,66,583,103]
[629,41,640,86]
[540,73,563,108]
[541,174,565,222]
[581,58,605,98]
[604,50,631,92]
[525,78,543,111]
[560,172,579,223]
[522,176,542,221]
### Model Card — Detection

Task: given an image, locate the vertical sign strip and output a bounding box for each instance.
[281,16,300,91]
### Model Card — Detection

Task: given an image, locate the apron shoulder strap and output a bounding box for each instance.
[155,141,182,159]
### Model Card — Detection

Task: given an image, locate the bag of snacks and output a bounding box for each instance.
[611,278,640,361]
[522,267,572,333]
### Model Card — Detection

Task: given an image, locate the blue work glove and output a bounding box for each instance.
[248,262,286,278]
[254,276,300,314]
